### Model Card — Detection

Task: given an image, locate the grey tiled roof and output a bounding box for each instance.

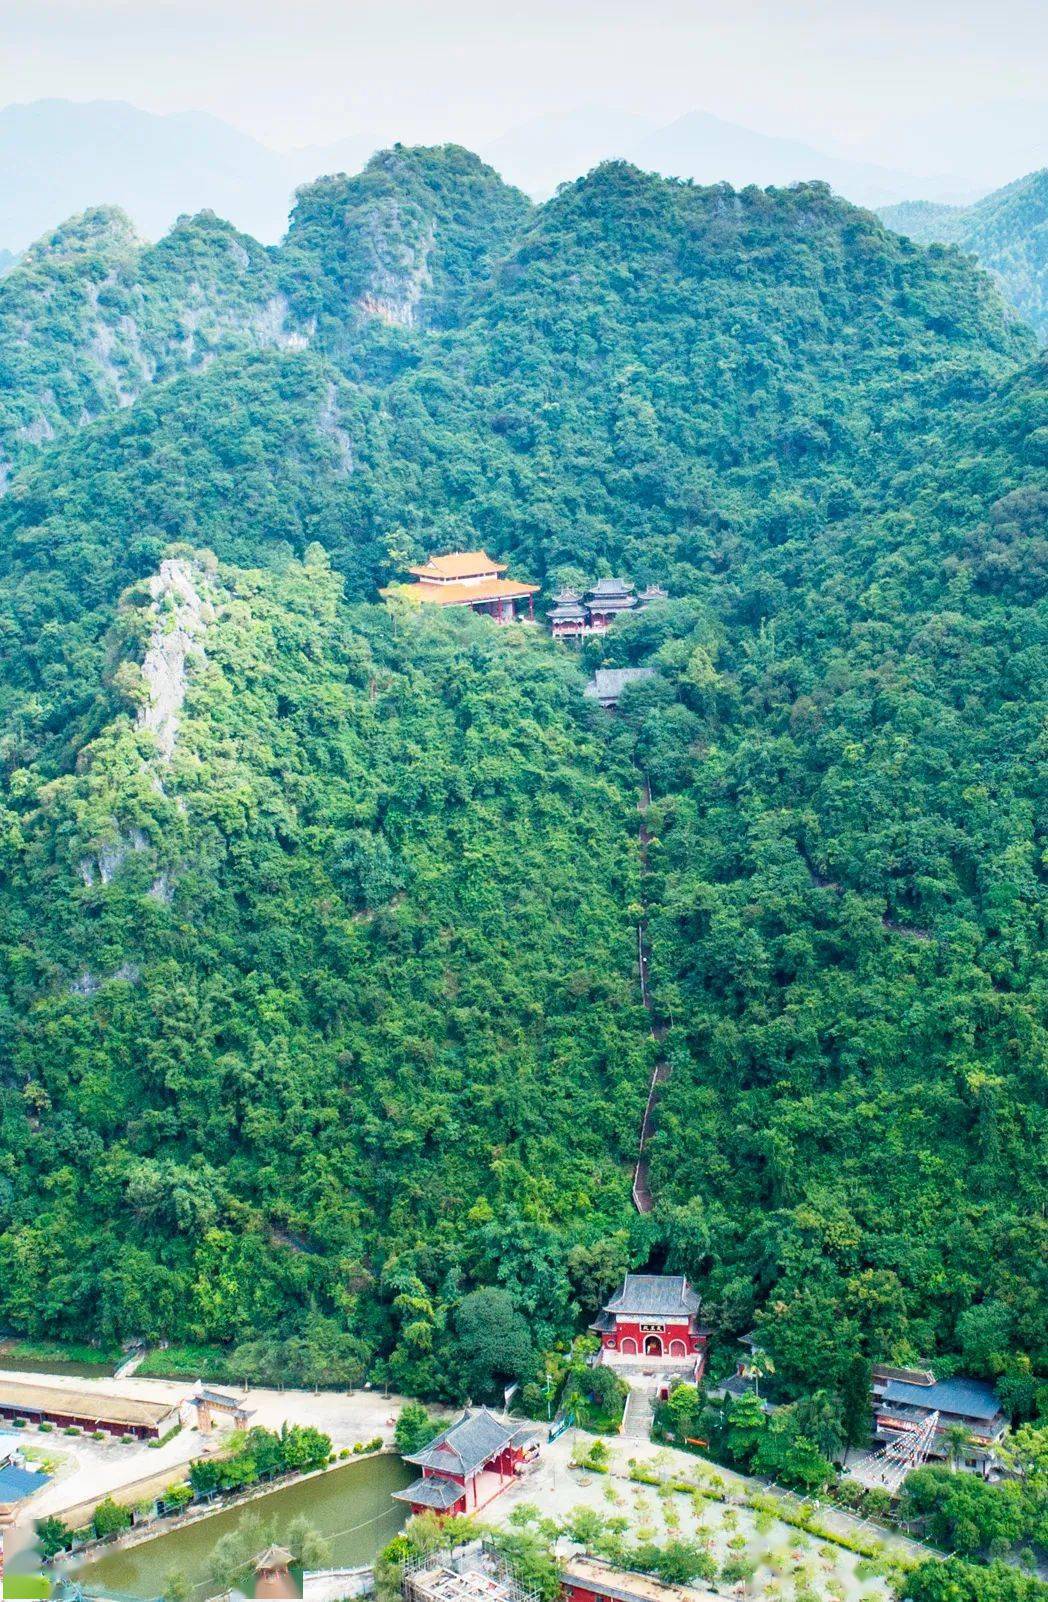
[393,1475,465,1509]
[588,578,634,597]
[605,1274,702,1316]
[197,1389,250,1410]
[882,1377,1003,1422]
[404,1407,519,1475]
[584,668,655,702]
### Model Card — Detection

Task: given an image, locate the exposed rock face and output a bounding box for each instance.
[318,381,353,474]
[139,557,207,762]
[356,210,435,328]
[80,827,148,886]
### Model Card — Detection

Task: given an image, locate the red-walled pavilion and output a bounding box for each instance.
[590,1274,709,1380]
[393,1408,536,1517]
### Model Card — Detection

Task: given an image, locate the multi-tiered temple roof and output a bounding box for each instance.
[386,551,539,619]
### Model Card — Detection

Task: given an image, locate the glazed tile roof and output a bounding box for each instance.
[393,1474,466,1509]
[407,552,506,580]
[604,1274,702,1317]
[403,1407,523,1476]
[389,578,539,607]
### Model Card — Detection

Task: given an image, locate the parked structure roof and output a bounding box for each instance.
[562,1555,720,1602]
[0,1379,177,1429]
[881,1376,1003,1422]
[0,1461,49,1505]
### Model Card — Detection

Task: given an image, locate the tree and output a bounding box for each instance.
[793,1390,846,1462]
[451,1289,535,1401]
[35,1516,72,1559]
[724,1391,767,1468]
[162,1570,191,1602]
[92,1497,132,1539]
[395,1401,439,1456]
[840,1355,872,1448]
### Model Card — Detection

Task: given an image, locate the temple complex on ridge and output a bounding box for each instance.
[393,1408,537,1517]
[385,551,539,622]
[549,580,667,641]
[590,1274,709,1380]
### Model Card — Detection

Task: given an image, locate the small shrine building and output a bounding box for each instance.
[590,1274,709,1379]
[386,551,539,622]
[393,1407,536,1517]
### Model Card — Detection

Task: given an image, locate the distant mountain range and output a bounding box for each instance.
[0,97,966,255]
[486,106,933,207]
[0,99,377,249]
[881,169,1048,341]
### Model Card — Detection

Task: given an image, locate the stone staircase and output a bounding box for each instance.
[622,1380,656,1443]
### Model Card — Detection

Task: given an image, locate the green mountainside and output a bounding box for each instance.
[0,145,529,480]
[0,148,1045,1412]
[881,169,1048,341]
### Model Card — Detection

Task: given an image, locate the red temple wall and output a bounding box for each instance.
[600,1318,704,1358]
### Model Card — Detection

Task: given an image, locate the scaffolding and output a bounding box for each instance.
[850,1409,941,1494]
[403,1545,540,1602]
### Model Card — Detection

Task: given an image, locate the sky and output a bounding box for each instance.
[2,0,1046,173]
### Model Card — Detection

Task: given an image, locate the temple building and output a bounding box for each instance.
[386,551,539,622]
[548,579,667,641]
[584,667,654,709]
[871,1367,1007,1475]
[584,578,638,633]
[590,1274,709,1379]
[548,588,589,641]
[393,1408,537,1517]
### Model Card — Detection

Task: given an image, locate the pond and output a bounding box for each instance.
[69,1454,413,1599]
[0,1347,117,1379]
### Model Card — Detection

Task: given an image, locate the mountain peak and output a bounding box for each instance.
[22,203,141,266]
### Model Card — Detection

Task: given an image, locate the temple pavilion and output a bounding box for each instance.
[386,551,539,622]
[393,1407,536,1517]
[549,578,667,641]
[586,577,639,631]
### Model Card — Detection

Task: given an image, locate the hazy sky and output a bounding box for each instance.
[3,0,1046,168]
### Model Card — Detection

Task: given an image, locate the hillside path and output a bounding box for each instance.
[633,777,670,1214]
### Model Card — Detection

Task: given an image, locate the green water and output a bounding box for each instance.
[71,1455,413,1599]
[0,1348,116,1379]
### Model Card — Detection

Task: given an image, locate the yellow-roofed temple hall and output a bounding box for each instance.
[384,550,539,622]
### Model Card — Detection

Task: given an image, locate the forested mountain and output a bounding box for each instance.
[881,169,1048,341]
[0,147,1044,1413]
[0,146,529,480]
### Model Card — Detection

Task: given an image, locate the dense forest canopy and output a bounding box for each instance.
[880,168,1048,344]
[0,146,1044,1417]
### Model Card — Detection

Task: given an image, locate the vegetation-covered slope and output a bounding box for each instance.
[0,148,1044,1412]
[0,552,647,1384]
[881,169,1048,342]
[0,146,530,479]
[0,207,309,482]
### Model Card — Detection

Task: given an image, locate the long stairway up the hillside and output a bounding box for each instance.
[632,776,670,1215]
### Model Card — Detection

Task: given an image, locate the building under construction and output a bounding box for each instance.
[402,1545,539,1602]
